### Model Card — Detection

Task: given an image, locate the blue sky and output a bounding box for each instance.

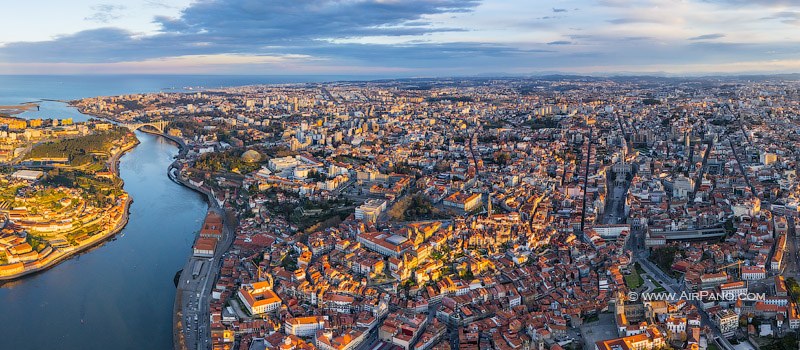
[1,0,799,75]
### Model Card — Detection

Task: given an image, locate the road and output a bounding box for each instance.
[635,254,680,294]
[729,139,757,197]
[690,141,713,202]
[7,142,33,164]
[353,313,390,350]
[635,248,738,350]
[173,176,237,350]
[601,169,630,225]
[695,303,737,350]
[107,140,139,174]
[468,129,481,176]
[632,229,742,350]
[580,128,593,232]
[613,113,757,350]
[784,216,800,277]
[320,87,337,103]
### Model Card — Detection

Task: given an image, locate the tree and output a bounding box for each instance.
[387,195,413,221]
[642,98,662,105]
[650,246,680,275]
[308,170,327,182]
[434,161,450,172]
[494,152,511,165]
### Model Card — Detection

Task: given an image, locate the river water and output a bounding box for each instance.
[0,74,350,349]
[0,131,208,349]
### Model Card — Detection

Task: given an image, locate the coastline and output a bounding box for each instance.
[0,103,39,115]
[0,138,139,281]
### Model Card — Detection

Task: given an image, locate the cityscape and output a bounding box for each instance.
[1,2,800,350]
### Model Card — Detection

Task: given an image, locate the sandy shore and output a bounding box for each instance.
[0,103,39,115]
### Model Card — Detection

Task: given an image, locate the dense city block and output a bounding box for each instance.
[5,76,800,350]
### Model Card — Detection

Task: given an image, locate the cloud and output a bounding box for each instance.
[607,17,665,24]
[143,0,176,9]
[624,36,653,41]
[0,53,321,75]
[159,0,482,40]
[0,28,204,63]
[565,34,653,42]
[1,0,800,74]
[689,33,726,40]
[1,0,551,74]
[596,0,631,7]
[701,0,799,6]
[304,42,552,64]
[1,0,484,64]
[762,11,800,25]
[85,4,126,23]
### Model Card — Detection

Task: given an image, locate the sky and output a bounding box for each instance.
[0,0,799,76]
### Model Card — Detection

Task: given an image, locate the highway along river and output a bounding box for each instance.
[0,131,208,349]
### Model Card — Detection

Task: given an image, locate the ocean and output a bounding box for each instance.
[0,74,382,105]
[0,74,381,122]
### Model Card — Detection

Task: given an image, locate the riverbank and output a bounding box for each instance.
[0,137,139,281]
[107,125,216,350]
[171,165,239,350]
[108,138,140,174]
[172,170,215,350]
[60,104,212,349]
[70,102,188,152]
[137,126,187,151]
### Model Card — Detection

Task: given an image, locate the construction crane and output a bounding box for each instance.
[713,260,743,279]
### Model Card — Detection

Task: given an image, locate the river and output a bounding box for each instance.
[0,75,355,349]
[0,131,208,349]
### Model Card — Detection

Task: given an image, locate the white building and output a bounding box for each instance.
[714,309,738,337]
[11,170,44,181]
[665,317,686,336]
[741,266,766,280]
[443,192,482,212]
[592,224,631,239]
[672,175,694,199]
[269,156,300,171]
[316,329,366,350]
[719,281,748,301]
[355,199,387,223]
[238,281,281,315]
[284,316,326,337]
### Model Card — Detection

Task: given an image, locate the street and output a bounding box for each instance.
[783,216,799,277]
[173,177,237,350]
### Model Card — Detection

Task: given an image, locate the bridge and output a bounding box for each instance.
[124,120,170,133]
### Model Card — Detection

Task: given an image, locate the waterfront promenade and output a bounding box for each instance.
[172,171,236,350]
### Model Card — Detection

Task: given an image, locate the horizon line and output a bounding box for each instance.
[1,72,799,79]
